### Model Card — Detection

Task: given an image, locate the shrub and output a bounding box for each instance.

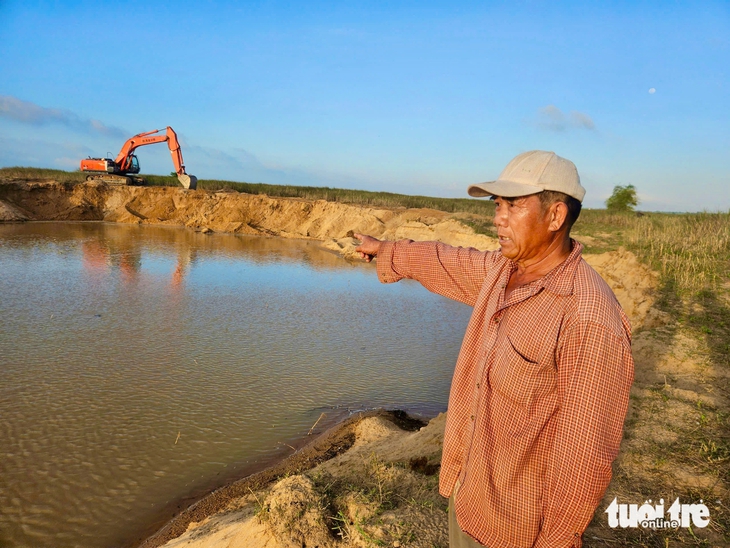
[606,184,639,212]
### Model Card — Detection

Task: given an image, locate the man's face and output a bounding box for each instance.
[492,194,553,263]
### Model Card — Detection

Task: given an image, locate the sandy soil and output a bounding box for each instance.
[4,179,725,546]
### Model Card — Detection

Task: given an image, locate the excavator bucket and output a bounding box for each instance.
[178,174,197,190]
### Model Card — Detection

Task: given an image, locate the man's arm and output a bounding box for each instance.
[534,320,634,548]
[355,233,494,307]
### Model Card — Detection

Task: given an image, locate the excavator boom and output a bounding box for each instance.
[80,126,197,189]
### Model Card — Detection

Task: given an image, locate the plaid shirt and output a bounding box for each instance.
[376,239,633,548]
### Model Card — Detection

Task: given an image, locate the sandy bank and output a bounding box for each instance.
[0,180,497,259]
[140,411,447,548]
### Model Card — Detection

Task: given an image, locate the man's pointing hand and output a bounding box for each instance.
[354,233,382,263]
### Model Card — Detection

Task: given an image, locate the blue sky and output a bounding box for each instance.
[1,1,728,211]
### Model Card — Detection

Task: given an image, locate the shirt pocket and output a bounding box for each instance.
[488,336,556,436]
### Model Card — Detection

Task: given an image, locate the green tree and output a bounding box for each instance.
[606,184,639,212]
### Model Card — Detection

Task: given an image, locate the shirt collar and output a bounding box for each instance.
[502,238,583,298]
[532,239,583,296]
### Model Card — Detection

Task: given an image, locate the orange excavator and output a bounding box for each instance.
[80,126,197,189]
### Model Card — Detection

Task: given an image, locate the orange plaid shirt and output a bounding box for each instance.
[376,239,634,548]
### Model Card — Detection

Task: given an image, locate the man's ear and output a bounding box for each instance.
[548,202,568,232]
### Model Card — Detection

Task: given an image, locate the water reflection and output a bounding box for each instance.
[0,222,472,548]
[80,233,197,290]
[171,249,196,289]
[81,237,143,281]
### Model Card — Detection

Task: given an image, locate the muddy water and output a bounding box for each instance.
[0,222,471,548]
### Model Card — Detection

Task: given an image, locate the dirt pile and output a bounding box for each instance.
[265,475,335,548]
[0,199,28,221]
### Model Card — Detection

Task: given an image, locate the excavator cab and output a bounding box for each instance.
[127,155,141,174]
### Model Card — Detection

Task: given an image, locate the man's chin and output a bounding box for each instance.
[498,243,516,259]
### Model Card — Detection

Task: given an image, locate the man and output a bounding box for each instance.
[355,150,634,548]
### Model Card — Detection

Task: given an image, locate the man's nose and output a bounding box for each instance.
[493,206,507,227]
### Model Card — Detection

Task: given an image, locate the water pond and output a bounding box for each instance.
[0,222,471,547]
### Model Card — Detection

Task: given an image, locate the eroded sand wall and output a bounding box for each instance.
[0,180,498,255]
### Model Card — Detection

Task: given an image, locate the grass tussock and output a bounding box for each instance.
[310,453,446,547]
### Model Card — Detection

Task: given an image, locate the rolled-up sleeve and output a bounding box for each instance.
[376,240,494,307]
[533,320,634,548]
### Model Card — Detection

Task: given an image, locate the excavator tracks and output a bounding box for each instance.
[84,174,145,186]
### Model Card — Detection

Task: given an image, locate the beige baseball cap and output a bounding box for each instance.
[467,150,586,202]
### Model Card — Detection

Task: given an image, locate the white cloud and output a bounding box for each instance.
[0,95,128,139]
[535,105,596,132]
[53,157,82,169]
[0,136,96,169]
[568,110,595,130]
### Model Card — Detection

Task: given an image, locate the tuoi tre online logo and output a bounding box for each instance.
[605,497,710,529]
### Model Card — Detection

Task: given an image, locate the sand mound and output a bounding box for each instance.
[161,507,274,548]
[265,475,335,548]
[0,199,28,221]
[583,247,665,329]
